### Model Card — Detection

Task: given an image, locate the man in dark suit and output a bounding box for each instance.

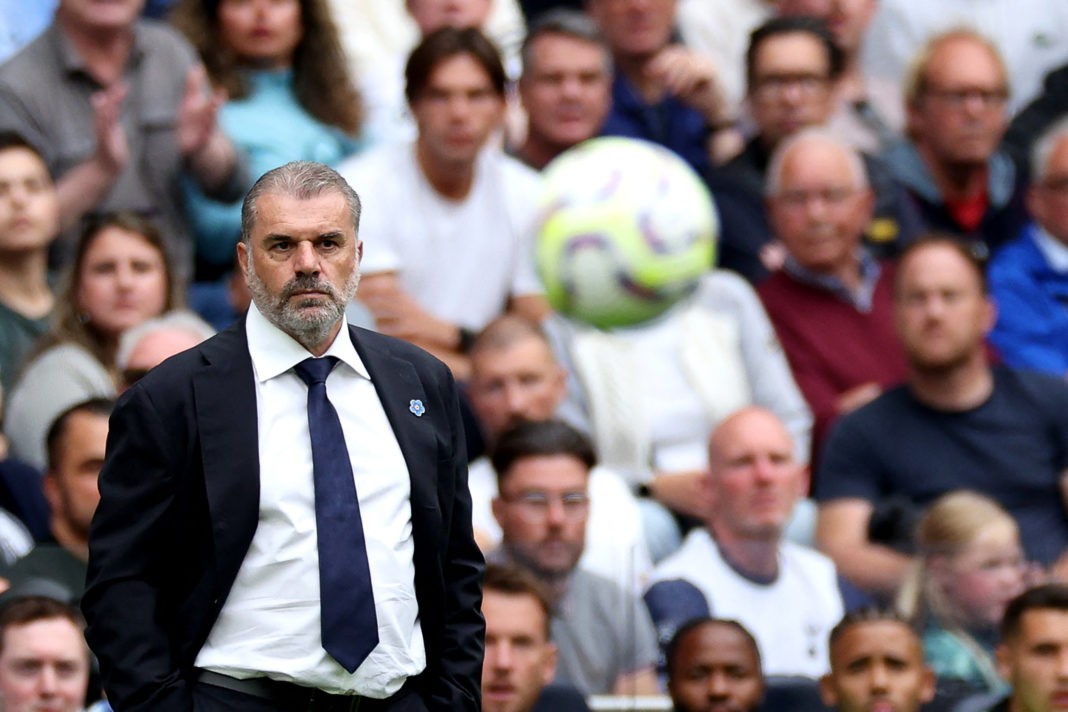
[81,161,485,712]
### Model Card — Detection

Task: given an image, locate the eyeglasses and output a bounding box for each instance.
[752,73,829,100]
[772,186,859,209]
[500,491,590,520]
[924,87,1008,109]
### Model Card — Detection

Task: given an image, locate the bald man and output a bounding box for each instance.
[758,128,908,465]
[645,407,852,679]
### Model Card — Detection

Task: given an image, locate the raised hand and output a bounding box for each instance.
[646,45,727,123]
[177,65,226,159]
[90,82,129,176]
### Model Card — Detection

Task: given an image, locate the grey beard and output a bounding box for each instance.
[247,263,360,351]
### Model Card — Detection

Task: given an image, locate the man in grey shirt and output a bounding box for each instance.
[0,0,247,281]
[489,419,660,696]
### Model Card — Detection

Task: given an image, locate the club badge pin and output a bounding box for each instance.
[409,399,426,417]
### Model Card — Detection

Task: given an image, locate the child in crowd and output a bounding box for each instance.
[897,490,1026,699]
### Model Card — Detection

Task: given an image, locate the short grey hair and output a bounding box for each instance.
[116,310,216,370]
[520,8,612,77]
[1031,115,1068,183]
[765,126,870,196]
[240,161,362,245]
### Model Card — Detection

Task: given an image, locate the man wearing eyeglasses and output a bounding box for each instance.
[882,28,1028,259]
[757,129,908,466]
[644,406,850,679]
[710,16,921,283]
[489,419,660,697]
[988,118,1068,379]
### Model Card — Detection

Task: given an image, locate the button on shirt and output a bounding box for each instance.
[195,304,425,696]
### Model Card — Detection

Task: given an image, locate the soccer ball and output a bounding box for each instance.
[534,137,718,330]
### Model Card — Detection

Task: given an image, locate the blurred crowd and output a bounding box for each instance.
[2,0,1068,710]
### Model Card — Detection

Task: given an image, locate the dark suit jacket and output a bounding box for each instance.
[82,320,485,712]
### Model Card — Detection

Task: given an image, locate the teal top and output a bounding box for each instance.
[923,623,1008,696]
[184,68,362,269]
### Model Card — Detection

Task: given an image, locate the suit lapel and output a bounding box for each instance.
[350,328,439,526]
[193,322,261,580]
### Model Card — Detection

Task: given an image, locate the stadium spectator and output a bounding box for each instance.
[881,29,1027,259]
[897,491,1024,702]
[490,420,660,696]
[861,0,1068,115]
[544,243,811,559]
[777,0,902,154]
[169,0,363,284]
[758,129,908,466]
[989,118,1068,378]
[0,132,58,396]
[816,237,1068,599]
[0,595,91,712]
[819,608,935,712]
[0,0,248,281]
[676,0,776,138]
[482,563,588,712]
[4,212,178,470]
[3,399,112,600]
[587,0,729,176]
[331,0,525,145]
[339,28,546,381]
[990,584,1068,712]
[666,618,765,712]
[512,10,611,171]
[645,407,846,678]
[711,17,920,282]
[114,310,215,390]
[466,315,650,591]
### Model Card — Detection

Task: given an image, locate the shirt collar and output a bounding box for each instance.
[783,248,882,312]
[54,21,145,79]
[245,301,370,383]
[1034,224,1068,272]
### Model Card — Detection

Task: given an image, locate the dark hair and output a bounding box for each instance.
[483,563,554,639]
[829,607,916,650]
[0,130,46,162]
[1000,584,1068,642]
[491,419,597,486]
[241,161,361,246]
[405,26,506,105]
[666,617,762,677]
[745,16,844,91]
[0,596,86,658]
[520,9,610,76]
[45,398,114,473]
[895,233,989,295]
[169,0,362,134]
[30,212,181,379]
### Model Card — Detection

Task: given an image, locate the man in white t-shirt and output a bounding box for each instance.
[644,406,848,679]
[466,314,650,592]
[339,27,547,380]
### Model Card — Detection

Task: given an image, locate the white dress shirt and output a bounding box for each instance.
[195,304,425,696]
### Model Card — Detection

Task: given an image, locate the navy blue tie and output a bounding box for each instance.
[294,356,379,673]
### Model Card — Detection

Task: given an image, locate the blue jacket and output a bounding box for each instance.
[989,223,1068,376]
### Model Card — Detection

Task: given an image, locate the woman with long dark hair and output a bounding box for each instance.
[171,0,364,281]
